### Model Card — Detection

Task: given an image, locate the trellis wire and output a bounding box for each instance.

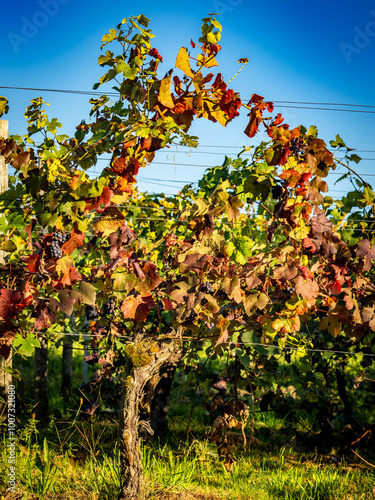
[49,331,375,357]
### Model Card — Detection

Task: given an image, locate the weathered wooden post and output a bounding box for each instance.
[0,119,10,414]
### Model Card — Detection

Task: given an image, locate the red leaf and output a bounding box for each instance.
[180,253,212,274]
[302,238,316,253]
[0,289,22,319]
[99,186,113,208]
[148,48,163,62]
[191,39,196,48]
[161,297,177,311]
[299,173,312,185]
[84,187,114,213]
[279,146,291,165]
[142,262,163,290]
[219,89,242,119]
[122,138,137,149]
[244,108,261,138]
[299,266,313,279]
[328,280,342,295]
[112,156,140,183]
[273,113,284,126]
[212,73,226,92]
[35,308,56,330]
[250,94,264,104]
[112,157,127,174]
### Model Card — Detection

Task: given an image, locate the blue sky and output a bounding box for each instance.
[1,0,375,196]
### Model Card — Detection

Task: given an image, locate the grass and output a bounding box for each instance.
[2,347,375,499]
[1,412,374,500]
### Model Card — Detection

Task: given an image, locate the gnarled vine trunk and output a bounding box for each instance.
[118,334,183,500]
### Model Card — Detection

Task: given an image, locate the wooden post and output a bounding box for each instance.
[62,338,73,405]
[0,119,10,415]
[34,334,48,422]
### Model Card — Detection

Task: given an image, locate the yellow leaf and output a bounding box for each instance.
[175,47,194,78]
[159,74,175,109]
[112,192,130,204]
[204,56,218,68]
[289,223,310,241]
[93,217,125,234]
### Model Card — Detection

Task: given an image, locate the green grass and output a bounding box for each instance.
[1,414,374,500]
[2,347,375,499]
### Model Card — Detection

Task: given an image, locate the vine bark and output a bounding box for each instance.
[118,334,183,500]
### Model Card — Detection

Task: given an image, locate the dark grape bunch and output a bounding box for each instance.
[201,282,213,294]
[188,311,197,321]
[49,231,70,259]
[290,137,306,154]
[85,305,98,322]
[104,298,117,316]
[272,184,283,199]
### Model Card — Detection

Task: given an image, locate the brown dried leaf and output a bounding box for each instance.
[356,240,375,271]
[273,266,298,281]
[295,276,319,301]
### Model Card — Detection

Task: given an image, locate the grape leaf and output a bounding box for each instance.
[79,281,96,306]
[295,276,319,300]
[121,294,155,321]
[176,47,195,77]
[356,240,375,271]
[12,333,41,357]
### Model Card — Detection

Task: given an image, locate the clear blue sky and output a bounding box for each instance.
[1,0,375,196]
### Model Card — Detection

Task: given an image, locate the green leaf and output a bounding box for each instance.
[359,186,375,205]
[347,153,361,164]
[13,333,41,357]
[307,125,318,138]
[242,330,258,345]
[330,134,346,148]
[137,14,150,27]
[0,240,17,251]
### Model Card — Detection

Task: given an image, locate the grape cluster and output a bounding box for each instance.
[272,184,283,199]
[49,231,69,259]
[290,138,306,154]
[201,282,213,294]
[104,298,116,316]
[188,311,197,321]
[85,305,98,322]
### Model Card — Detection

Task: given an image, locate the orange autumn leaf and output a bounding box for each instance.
[61,230,85,256]
[121,294,155,321]
[56,256,82,286]
[161,297,177,311]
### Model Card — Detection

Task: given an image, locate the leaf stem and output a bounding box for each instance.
[334,156,369,187]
